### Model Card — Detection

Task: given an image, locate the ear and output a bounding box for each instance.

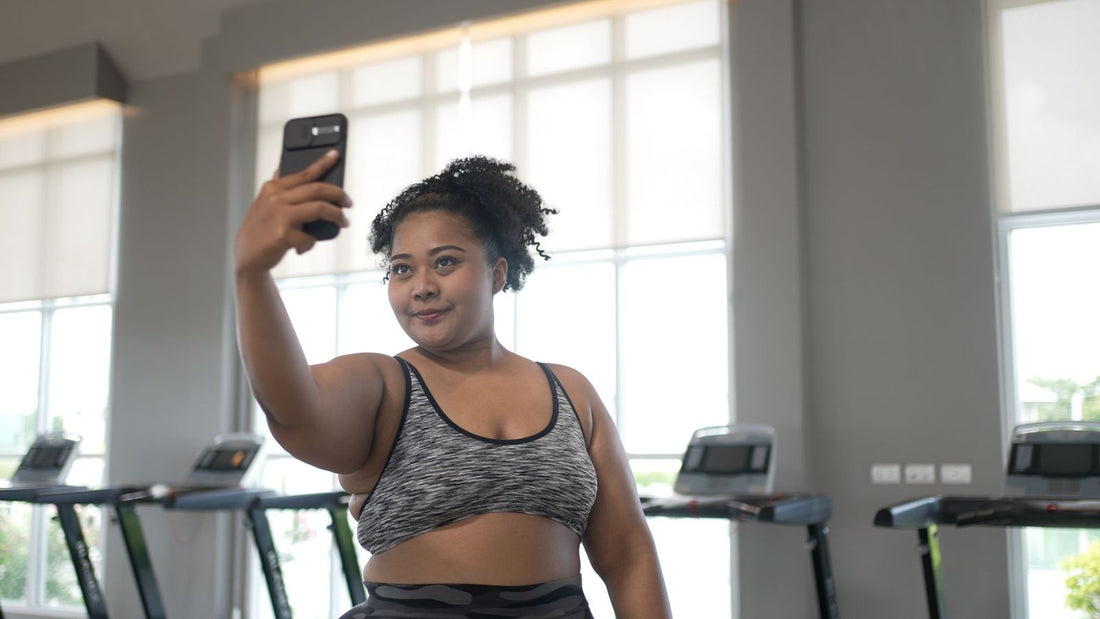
[491,257,508,294]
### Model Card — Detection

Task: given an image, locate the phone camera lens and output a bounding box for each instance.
[284,121,313,149]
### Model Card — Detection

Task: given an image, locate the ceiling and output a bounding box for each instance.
[1,0,265,81]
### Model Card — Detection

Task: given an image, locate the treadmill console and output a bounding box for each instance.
[185,433,264,487]
[11,433,81,484]
[674,424,775,495]
[1005,421,1100,497]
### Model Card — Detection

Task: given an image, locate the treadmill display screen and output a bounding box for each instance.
[701,445,749,473]
[1011,443,1099,477]
[21,446,72,470]
[1040,444,1093,475]
[683,445,770,475]
[197,448,256,472]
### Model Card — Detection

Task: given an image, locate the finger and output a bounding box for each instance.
[282,182,353,208]
[290,201,352,228]
[272,165,280,181]
[279,149,339,188]
[286,229,318,255]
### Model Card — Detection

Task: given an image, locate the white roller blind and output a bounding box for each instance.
[0,101,120,302]
[994,0,1100,211]
[256,0,726,279]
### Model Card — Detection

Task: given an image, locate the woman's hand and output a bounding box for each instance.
[234,149,353,275]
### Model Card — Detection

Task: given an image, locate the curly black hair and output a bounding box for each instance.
[369,155,556,292]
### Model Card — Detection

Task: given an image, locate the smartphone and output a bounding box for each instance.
[279,113,348,240]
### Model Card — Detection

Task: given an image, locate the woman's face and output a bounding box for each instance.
[387,209,505,353]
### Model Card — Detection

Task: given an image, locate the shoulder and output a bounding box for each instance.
[324,351,403,374]
[318,352,406,396]
[542,363,601,440]
[542,362,594,394]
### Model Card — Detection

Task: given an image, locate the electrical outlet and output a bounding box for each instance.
[941,464,972,484]
[904,464,936,484]
[871,464,901,484]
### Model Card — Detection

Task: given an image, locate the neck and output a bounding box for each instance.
[413,336,507,371]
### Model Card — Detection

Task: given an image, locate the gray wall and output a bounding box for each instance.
[1,0,1011,617]
[798,0,1007,616]
[102,70,244,618]
[729,1,816,616]
[732,1,1007,617]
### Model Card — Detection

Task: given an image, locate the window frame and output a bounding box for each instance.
[242,1,733,616]
[0,102,119,612]
[987,0,1100,616]
[995,203,1100,618]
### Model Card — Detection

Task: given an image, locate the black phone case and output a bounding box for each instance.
[279,113,348,240]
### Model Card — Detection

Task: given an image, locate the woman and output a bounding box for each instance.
[234,151,671,618]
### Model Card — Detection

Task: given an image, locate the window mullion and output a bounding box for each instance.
[36,304,52,435]
[512,32,528,178]
[28,303,54,606]
[511,32,528,351]
[333,283,345,359]
[611,15,627,430]
[612,249,625,429]
[32,158,52,309]
[336,63,355,274]
[611,13,627,250]
[423,48,438,176]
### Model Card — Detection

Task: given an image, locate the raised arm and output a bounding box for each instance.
[554,367,672,618]
[233,151,383,473]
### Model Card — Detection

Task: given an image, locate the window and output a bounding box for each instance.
[0,100,120,611]
[248,1,731,616]
[990,0,1100,617]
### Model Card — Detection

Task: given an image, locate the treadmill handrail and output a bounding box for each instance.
[641,493,833,525]
[877,495,1100,529]
[254,490,350,511]
[166,487,276,510]
[0,483,88,502]
[30,486,137,505]
[873,495,944,528]
[762,494,834,524]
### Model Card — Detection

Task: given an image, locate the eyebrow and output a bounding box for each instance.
[390,245,468,262]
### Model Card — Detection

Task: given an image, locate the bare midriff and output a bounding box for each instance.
[361,512,582,585]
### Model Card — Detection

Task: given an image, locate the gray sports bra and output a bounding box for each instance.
[356,357,599,555]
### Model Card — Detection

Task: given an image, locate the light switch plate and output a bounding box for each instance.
[941,464,972,484]
[905,464,936,484]
[871,464,901,484]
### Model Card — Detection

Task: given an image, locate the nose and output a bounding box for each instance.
[412,270,438,301]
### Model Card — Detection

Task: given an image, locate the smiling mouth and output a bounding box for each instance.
[413,309,448,320]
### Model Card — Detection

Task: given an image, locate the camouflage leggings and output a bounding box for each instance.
[337,575,594,619]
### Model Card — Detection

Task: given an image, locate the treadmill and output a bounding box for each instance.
[30,433,271,619]
[246,490,366,617]
[874,421,1100,618]
[640,424,839,619]
[0,433,89,618]
[116,437,366,617]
